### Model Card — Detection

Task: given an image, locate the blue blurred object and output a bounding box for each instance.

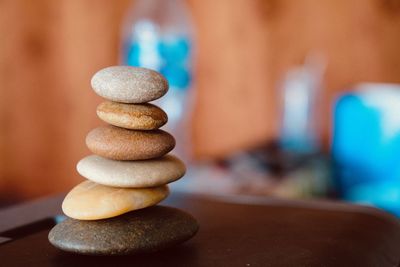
[121,0,193,127]
[121,0,194,158]
[125,31,192,90]
[279,54,325,154]
[346,181,400,216]
[333,83,400,215]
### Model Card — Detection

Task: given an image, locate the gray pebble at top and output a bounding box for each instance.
[91,66,169,103]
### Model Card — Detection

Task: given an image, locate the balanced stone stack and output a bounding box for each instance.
[48,66,198,255]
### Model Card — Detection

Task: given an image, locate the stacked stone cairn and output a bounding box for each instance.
[49,66,198,255]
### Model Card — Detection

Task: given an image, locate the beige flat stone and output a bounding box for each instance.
[86,125,175,160]
[91,66,168,103]
[62,180,169,220]
[77,154,186,188]
[96,101,167,130]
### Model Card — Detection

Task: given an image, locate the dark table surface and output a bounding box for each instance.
[1,192,400,267]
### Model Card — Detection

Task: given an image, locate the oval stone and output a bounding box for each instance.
[91,66,168,103]
[96,101,168,130]
[86,125,175,160]
[49,206,198,255]
[62,180,169,220]
[77,154,186,188]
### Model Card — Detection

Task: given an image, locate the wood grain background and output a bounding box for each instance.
[1,0,400,199]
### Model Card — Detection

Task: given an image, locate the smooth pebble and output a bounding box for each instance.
[77,154,186,188]
[91,66,168,103]
[49,206,199,255]
[96,101,167,130]
[62,180,169,220]
[86,125,175,160]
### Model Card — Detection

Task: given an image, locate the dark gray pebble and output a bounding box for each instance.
[48,206,198,256]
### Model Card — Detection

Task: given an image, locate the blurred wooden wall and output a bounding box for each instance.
[1,0,400,200]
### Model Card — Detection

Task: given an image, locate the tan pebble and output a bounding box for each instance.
[96,101,167,130]
[62,180,169,220]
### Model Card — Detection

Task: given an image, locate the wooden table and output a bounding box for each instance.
[1,193,400,267]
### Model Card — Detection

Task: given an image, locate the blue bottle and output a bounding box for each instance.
[121,0,194,158]
[333,83,400,216]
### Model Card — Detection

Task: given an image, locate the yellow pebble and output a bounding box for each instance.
[62,180,169,220]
